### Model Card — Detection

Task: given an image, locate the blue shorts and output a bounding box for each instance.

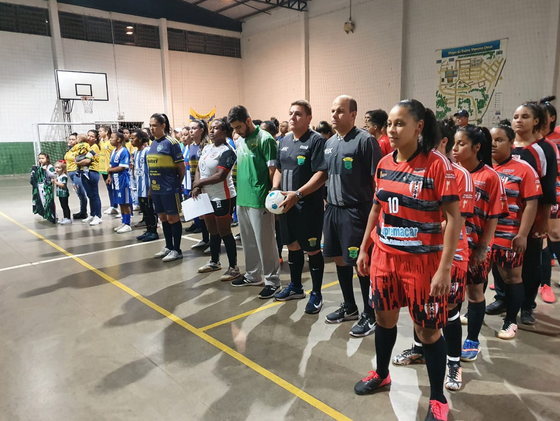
[113,187,130,205]
[153,192,181,215]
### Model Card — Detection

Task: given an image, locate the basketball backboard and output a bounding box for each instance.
[55,70,109,101]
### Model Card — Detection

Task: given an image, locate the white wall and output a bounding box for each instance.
[241,0,560,126]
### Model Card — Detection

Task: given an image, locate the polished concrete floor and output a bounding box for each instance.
[0,175,559,421]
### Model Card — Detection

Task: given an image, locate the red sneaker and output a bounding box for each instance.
[540,284,556,303]
[425,400,449,420]
[354,371,391,395]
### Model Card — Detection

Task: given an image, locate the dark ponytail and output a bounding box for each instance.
[397,99,440,154]
[151,113,171,135]
[458,125,492,166]
[519,101,546,133]
[539,96,557,134]
[437,117,457,154]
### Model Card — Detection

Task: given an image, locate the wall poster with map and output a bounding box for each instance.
[436,39,507,126]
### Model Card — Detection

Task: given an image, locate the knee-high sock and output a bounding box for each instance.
[337,265,356,309]
[288,249,305,288]
[443,303,462,362]
[308,252,324,293]
[170,221,182,253]
[222,233,237,268]
[162,221,172,250]
[200,219,209,243]
[423,335,448,403]
[466,300,485,342]
[375,325,397,379]
[504,282,524,324]
[210,234,221,263]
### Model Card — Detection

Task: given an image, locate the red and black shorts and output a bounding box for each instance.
[369,247,448,329]
[448,265,467,304]
[467,253,491,285]
[551,204,560,219]
[492,246,524,269]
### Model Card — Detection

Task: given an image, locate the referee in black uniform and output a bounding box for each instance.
[324,95,382,337]
[272,100,328,314]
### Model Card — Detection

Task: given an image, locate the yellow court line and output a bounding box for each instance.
[0,212,352,421]
[200,280,340,332]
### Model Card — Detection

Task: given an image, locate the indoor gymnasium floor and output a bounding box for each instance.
[0,175,559,421]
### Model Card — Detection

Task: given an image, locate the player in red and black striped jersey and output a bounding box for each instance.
[490,124,541,340]
[354,100,463,421]
[490,103,559,324]
[365,109,394,156]
[452,126,507,363]
[391,118,474,392]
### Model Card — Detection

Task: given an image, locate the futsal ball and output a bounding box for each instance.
[265,191,285,214]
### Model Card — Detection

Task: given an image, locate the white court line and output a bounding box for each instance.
[0,233,202,273]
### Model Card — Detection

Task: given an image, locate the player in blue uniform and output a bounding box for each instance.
[107,131,132,233]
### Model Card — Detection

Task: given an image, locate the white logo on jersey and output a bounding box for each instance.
[299,145,309,150]
[281,147,289,152]
[409,180,423,199]
[325,148,333,155]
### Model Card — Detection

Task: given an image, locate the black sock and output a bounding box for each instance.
[288,249,305,288]
[200,219,209,242]
[443,303,462,362]
[337,265,356,310]
[413,329,424,354]
[308,252,324,293]
[504,282,524,324]
[422,335,447,403]
[162,221,172,250]
[358,275,374,318]
[170,221,182,253]
[467,300,485,342]
[210,234,221,264]
[222,234,237,268]
[275,220,283,259]
[375,325,397,379]
[541,246,552,285]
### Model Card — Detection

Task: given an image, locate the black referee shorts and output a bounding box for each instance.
[323,202,372,266]
[279,198,324,252]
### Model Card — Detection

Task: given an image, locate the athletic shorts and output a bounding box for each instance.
[448,265,467,305]
[467,253,491,285]
[369,246,447,329]
[113,186,130,205]
[323,202,371,265]
[279,198,324,252]
[206,197,236,218]
[152,192,181,215]
[492,246,524,269]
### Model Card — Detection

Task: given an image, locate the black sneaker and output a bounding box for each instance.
[258,285,280,299]
[184,224,197,233]
[325,303,359,323]
[142,232,159,242]
[520,309,536,325]
[231,277,264,287]
[486,300,506,315]
[349,313,377,337]
[354,371,391,395]
[73,212,87,220]
[136,231,148,241]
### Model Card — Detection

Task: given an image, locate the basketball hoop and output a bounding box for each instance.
[81,96,94,113]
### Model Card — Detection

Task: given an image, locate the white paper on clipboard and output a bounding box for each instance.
[182,193,214,221]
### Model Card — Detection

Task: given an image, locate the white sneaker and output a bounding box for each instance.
[162,250,183,262]
[90,216,102,226]
[104,207,118,215]
[114,223,126,232]
[60,218,72,225]
[133,205,140,211]
[114,212,122,219]
[117,224,132,234]
[82,216,94,224]
[154,247,171,259]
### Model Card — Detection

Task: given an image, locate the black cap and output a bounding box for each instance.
[454,110,469,118]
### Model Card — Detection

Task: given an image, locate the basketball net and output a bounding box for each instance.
[81,96,94,113]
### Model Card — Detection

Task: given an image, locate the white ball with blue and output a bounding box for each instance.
[265,191,286,214]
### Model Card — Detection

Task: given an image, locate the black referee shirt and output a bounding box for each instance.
[324,126,382,207]
[277,129,327,202]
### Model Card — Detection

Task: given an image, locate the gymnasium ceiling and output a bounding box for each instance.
[56,0,309,32]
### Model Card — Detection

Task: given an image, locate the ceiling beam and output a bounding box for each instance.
[215,0,252,14]
[237,4,276,20]
[192,0,210,4]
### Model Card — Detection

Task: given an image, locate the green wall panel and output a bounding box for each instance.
[0,142,67,175]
